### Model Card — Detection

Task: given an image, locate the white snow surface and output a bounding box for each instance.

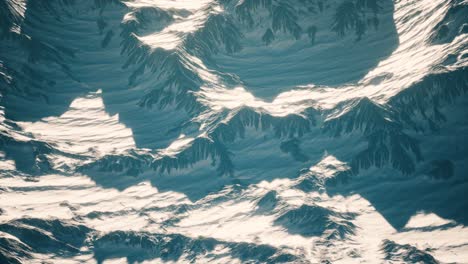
[0,0,468,263]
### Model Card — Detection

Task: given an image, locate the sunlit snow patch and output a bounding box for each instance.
[17,90,136,156]
[124,0,214,11]
[405,212,456,229]
[133,0,219,51]
[160,134,195,156]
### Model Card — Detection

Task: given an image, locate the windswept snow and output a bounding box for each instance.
[0,0,467,263]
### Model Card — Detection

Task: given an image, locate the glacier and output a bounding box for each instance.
[0,0,468,263]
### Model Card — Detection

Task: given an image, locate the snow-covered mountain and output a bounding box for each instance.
[0,0,467,263]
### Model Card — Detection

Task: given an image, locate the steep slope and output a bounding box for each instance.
[0,0,468,263]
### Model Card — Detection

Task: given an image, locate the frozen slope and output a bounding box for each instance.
[1,0,468,263]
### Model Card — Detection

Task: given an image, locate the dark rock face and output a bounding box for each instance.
[382,240,440,264]
[0,218,92,262]
[93,230,300,264]
[256,190,279,212]
[274,205,356,238]
[431,1,468,44]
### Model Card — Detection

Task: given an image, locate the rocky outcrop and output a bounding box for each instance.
[381,239,439,264]
[274,204,356,239]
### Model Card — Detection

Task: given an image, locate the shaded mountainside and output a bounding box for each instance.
[381,239,440,264]
[0,218,303,263]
